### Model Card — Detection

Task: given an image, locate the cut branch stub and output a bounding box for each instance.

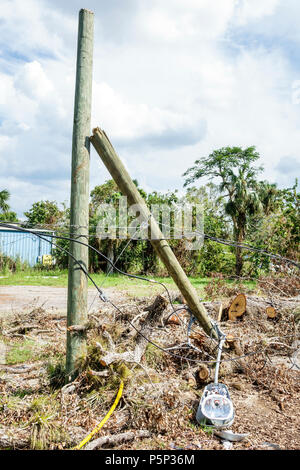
[228,294,247,320]
[145,295,168,316]
[167,314,181,326]
[266,306,276,319]
[217,303,223,323]
[197,365,210,382]
[189,332,207,348]
[225,334,236,347]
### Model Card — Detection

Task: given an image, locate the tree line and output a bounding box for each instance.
[1,146,299,277]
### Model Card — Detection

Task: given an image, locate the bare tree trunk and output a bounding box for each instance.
[106,240,114,274]
[235,224,244,277]
[142,240,157,274]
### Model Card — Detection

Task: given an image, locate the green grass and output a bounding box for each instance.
[0,268,257,298]
[0,268,210,290]
[5,338,37,365]
[0,269,69,287]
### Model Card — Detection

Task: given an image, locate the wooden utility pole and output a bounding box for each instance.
[66,9,94,381]
[90,128,217,339]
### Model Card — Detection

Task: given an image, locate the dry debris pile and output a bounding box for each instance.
[0,284,299,450]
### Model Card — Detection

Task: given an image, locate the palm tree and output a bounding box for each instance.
[183,146,265,276]
[0,189,18,222]
[0,190,10,214]
[221,170,262,275]
[257,181,279,216]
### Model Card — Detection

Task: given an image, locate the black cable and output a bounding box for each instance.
[3,220,299,268]
[153,220,300,268]
[202,233,300,269]
[0,222,230,364]
[0,223,106,299]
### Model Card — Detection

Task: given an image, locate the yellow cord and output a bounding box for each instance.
[74,379,124,450]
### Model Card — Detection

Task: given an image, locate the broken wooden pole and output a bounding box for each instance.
[66,9,94,381]
[90,127,217,339]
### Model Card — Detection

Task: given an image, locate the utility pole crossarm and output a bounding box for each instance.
[90,127,217,339]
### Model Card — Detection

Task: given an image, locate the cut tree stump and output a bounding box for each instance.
[228,294,247,320]
[225,334,236,347]
[266,306,277,319]
[197,365,210,382]
[167,314,181,326]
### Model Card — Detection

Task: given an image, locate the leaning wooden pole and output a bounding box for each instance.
[66,9,94,381]
[90,128,217,339]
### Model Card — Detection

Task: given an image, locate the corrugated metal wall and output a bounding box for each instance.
[0,230,53,266]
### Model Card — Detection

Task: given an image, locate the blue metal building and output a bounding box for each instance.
[0,227,54,267]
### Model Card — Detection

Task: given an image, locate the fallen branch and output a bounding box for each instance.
[0,428,28,449]
[0,362,44,374]
[231,338,246,372]
[32,329,54,335]
[89,369,110,377]
[3,324,40,336]
[85,430,151,450]
[61,380,80,396]
[246,295,299,312]
[102,330,116,351]
[54,322,66,332]
[217,303,223,323]
[68,318,105,334]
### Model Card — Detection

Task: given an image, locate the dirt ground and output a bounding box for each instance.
[0,285,127,316]
[0,284,299,451]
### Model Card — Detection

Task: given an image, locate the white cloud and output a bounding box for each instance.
[137,0,236,42]
[0,0,299,217]
[188,47,300,186]
[231,0,300,45]
[235,0,280,25]
[92,81,205,144]
[14,61,54,100]
[0,0,75,60]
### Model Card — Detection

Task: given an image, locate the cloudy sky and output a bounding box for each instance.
[0,0,300,217]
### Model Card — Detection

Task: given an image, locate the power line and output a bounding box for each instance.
[2,219,298,268]
[0,222,175,310]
